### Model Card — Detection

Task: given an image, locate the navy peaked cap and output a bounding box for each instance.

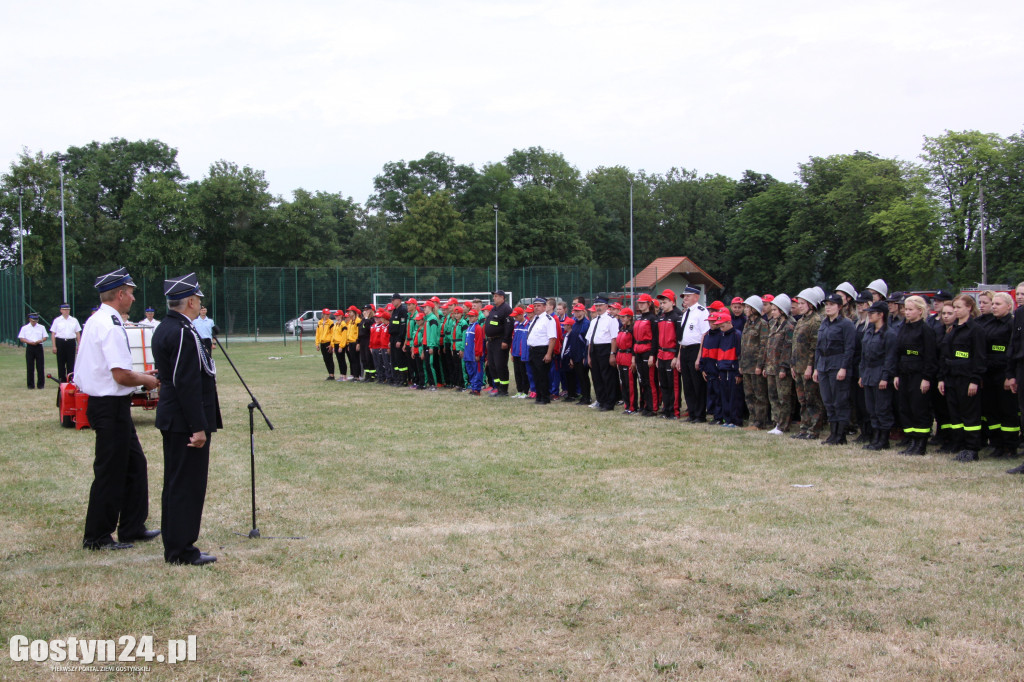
[164,272,204,300]
[94,267,135,292]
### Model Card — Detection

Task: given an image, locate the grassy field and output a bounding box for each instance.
[1,340,1023,680]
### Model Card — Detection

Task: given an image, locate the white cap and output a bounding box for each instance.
[866,279,888,298]
[835,282,857,300]
[773,293,792,317]
[744,295,763,315]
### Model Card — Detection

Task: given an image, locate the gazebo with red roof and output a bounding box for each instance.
[623,257,723,305]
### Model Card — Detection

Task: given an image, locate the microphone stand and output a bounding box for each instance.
[212,335,275,539]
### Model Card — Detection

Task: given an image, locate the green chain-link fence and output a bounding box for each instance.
[2,265,637,344]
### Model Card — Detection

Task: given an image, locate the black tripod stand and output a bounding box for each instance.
[213,335,274,539]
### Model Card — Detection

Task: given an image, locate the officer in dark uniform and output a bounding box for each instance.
[484,290,514,396]
[1006,282,1024,474]
[388,293,409,385]
[151,273,222,566]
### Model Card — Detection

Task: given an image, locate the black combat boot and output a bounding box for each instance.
[822,422,839,445]
[855,423,872,444]
[835,421,848,445]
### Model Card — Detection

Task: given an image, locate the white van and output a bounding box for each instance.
[284,310,328,335]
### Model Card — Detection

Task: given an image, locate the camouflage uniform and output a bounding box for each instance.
[791,310,824,437]
[765,315,795,432]
[739,311,770,428]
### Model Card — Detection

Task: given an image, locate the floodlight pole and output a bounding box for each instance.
[58,156,68,303]
[629,179,634,306]
[17,188,25,316]
[493,204,499,290]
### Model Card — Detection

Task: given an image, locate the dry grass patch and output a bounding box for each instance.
[2,342,1024,680]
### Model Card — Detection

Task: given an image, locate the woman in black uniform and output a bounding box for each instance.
[938,295,987,462]
[858,301,898,450]
[979,292,1017,458]
[893,295,938,455]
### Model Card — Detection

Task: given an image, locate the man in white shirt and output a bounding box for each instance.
[18,313,48,389]
[136,306,160,328]
[50,302,82,382]
[76,267,161,552]
[672,286,711,422]
[586,294,620,411]
[526,296,559,404]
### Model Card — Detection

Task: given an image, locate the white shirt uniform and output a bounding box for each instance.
[74,303,137,397]
[585,312,619,344]
[679,304,710,346]
[18,322,47,344]
[50,315,82,339]
[526,312,559,347]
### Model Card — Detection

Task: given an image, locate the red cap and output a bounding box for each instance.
[347,305,360,313]
[611,302,622,309]
[637,293,654,304]
[588,305,597,313]
[463,300,473,307]
[406,298,417,306]
[483,304,493,311]
[710,300,725,310]
[453,306,464,313]
[465,308,478,317]
[430,296,441,303]
[657,289,676,302]
[414,312,425,321]
[334,310,343,316]
[441,304,450,310]
[381,311,391,320]
[619,307,634,317]
[322,308,330,315]
[512,307,525,316]
[572,303,585,311]
[374,311,383,317]
[762,294,775,303]
[386,303,395,311]
[562,317,575,325]
[524,305,534,313]
[447,297,458,305]
[731,297,743,304]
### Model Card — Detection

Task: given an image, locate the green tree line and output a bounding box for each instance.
[2,132,1023,297]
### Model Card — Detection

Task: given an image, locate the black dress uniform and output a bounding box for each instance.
[388,298,409,385]
[152,274,222,565]
[1007,303,1024,472]
[859,317,898,450]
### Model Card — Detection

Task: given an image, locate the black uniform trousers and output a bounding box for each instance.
[981,369,1020,449]
[334,346,347,377]
[898,373,931,436]
[347,344,361,378]
[865,383,894,431]
[83,395,149,545]
[818,369,851,423]
[590,343,615,409]
[320,342,335,376]
[679,345,706,420]
[391,339,408,384]
[635,353,656,413]
[657,358,680,418]
[513,357,529,395]
[486,338,510,394]
[618,363,637,411]
[360,343,374,380]
[945,376,982,450]
[25,344,44,388]
[572,360,591,402]
[161,430,210,564]
[529,346,552,403]
[55,338,76,383]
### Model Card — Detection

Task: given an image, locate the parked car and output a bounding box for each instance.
[285,310,327,335]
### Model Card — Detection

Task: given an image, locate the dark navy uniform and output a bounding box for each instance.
[939,317,987,459]
[483,296,514,395]
[152,276,222,565]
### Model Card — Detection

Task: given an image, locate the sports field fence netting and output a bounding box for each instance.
[1,265,645,344]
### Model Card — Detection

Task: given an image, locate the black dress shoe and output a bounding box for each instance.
[171,553,217,566]
[121,529,161,543]
[83,539,134,551]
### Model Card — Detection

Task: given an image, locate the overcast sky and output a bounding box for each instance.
[3,0,1021,204]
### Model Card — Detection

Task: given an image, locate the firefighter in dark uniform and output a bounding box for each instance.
[388,293,409,385]
[152,273,222,566]
[938,294,987,462]
[484,290,514,396]
[893,295,938,455]
[1006,282,1024,474]
[978,292,1018,458]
